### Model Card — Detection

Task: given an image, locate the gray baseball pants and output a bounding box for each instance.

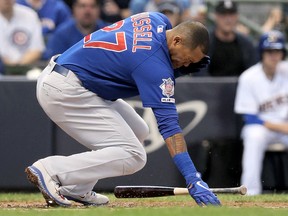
[36,56,148,196]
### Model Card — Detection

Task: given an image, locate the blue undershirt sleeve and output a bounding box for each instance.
[243,114,264,125]
[152,107,182,140]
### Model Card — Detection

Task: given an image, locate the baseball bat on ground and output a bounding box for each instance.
[114,185,247,198]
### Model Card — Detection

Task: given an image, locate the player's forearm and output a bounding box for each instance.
[19,50,42,65]
[165,133,187,157]
[2,51,42,66]
[264,121,288,134]
[166,133,201,185]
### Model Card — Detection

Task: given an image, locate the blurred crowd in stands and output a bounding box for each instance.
[0,0,288,76]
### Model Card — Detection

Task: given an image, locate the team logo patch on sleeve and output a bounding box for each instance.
[157,25,164,33]
[159,78,175,103]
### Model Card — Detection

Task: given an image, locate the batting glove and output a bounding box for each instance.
[173,152,221,207]
[187,180,221,207]
[176,56,210,76]
[190,55,210,71]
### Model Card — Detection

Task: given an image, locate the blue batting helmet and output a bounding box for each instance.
[258,30,286,59]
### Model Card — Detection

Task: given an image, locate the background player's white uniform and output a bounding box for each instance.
[234,61,288,195]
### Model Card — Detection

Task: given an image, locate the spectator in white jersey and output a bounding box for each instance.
[16,0,72,41]
[0,0,45,74]
[234,30,288,195]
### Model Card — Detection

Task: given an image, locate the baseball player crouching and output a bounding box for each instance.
[234,30,288,195]
[25,12,220,207]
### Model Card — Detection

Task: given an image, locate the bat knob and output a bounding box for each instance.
[239,185,247,195]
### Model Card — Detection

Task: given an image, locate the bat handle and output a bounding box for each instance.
[174,185,247,195]
[211,185,247,195]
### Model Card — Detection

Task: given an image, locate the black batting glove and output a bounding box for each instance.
[177,56,210,76]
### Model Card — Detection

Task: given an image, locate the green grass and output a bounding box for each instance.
[0,193,287,216]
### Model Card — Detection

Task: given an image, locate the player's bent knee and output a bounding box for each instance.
[137,123,149,144]
[124,148,147,175]
[135,153,147,173]
[132,148,147,173]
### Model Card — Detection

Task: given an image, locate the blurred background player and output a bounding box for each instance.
[42,0,107,60]
[234,30,288,195]
[157,0,182,27]
[203,0,258,77]
[0,0,45,73]
[16,0,72,41]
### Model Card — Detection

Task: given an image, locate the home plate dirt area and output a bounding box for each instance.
[1,199,288,209]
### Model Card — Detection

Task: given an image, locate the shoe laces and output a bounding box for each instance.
[54,183,67,201]
[79,191,97,200]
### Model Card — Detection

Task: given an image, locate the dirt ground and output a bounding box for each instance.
[0,200,288,209]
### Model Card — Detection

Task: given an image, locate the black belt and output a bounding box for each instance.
[53,64,70,76]
[52,63,117,101]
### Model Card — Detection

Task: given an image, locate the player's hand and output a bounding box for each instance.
[191,55,210,71]
[187,180,221,207]
[177,56,210,75]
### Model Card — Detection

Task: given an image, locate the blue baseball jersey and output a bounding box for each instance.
[57,12,177,109]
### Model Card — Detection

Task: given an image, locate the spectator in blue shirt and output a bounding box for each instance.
[17,0,72,41]
[42,0,108,60]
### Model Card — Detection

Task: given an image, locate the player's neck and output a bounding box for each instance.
[262,65,276,81]
[1,9,13,21]
[77,23,96,36]
[166,30,173,46]
[215,29,235,42]
[27,0,44,10]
